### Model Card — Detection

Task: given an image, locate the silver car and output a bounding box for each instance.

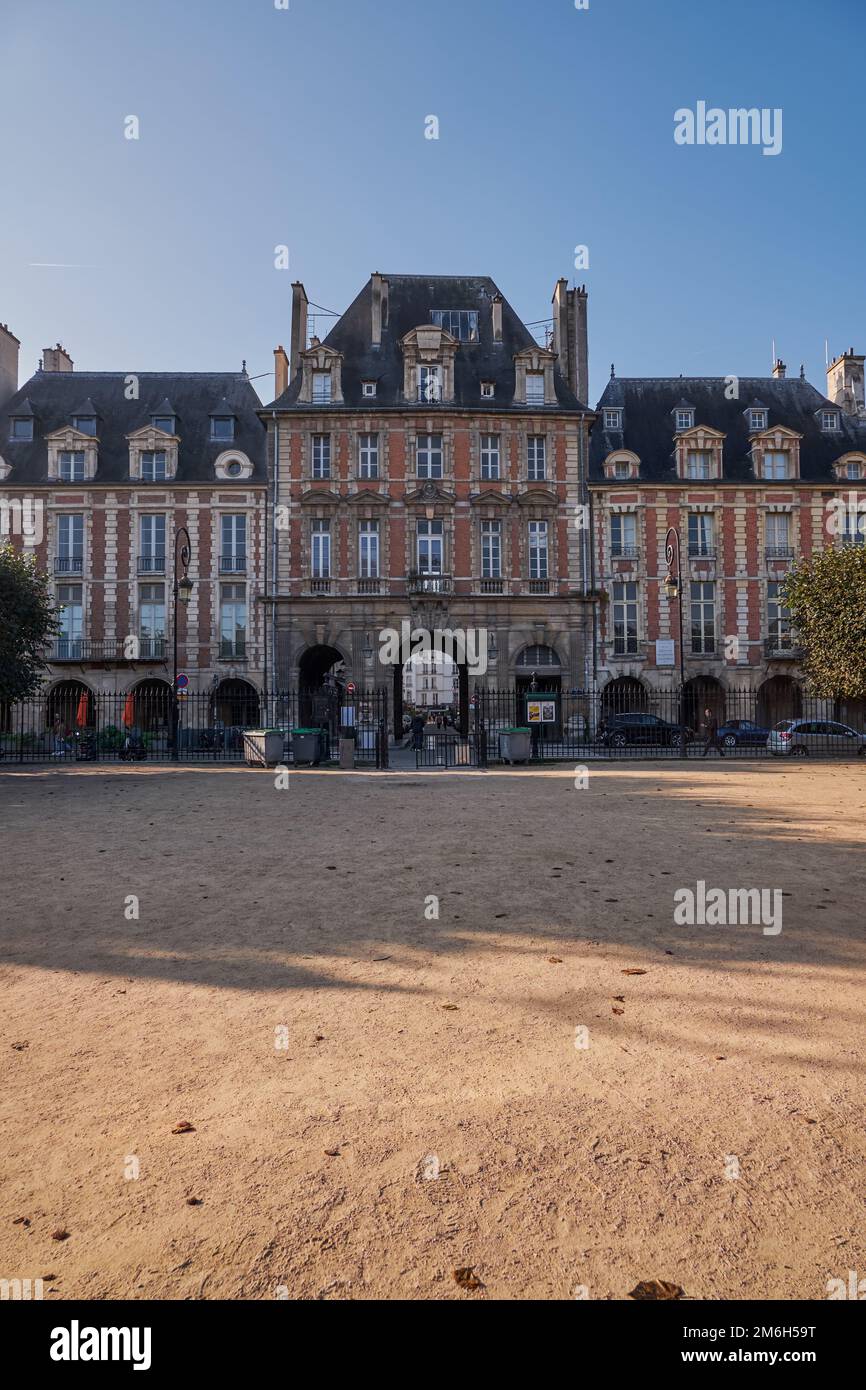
[767,719,866,756]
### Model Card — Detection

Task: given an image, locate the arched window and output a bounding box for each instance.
[516,644,561,669]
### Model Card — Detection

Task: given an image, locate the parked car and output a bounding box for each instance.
[717,718,772,749]
[597,712,692,749]
[767,719,866,756]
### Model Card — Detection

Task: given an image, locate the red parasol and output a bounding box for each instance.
[75,691,89,728]
[122,692,136,728]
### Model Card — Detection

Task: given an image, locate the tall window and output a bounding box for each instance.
[358,433,379,479]
[59,450,85,482]
[527,435,546,481]
[416,433,443,479]
[310,520,330,578]
[139,583,166,656]
[690,580,716,654]
[139,514,166,572]
[430,309,478,341]
[220,584,247,657]
[840,507,865,546]
[687,512,714,557]
[57,584,83,656]
[416,519,443,574]
[610,513,637,558]
[57,513,84,572]
[141,451,167,482]
[686,450,711,479]
[221,514,246,572]
[481,520,502,578]
[526,372,545,405]
[418,365,442,403]
[767,581,792,646]
[765,513,792,556]
[311,434,331,479]
[763,452,789,480]
[612,581,638,655]
[528,520,548,579]
[358,520,380,578]
[480,433,500,481]
[312,371,332,404]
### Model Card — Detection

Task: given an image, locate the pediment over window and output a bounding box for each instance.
[516,486,557,507]
[404,481,456,507]
[126,424,179,444]
[749,424,802,445]
[345,487,390,507]
[400,325,459,403]
[675,424,726,444]
[299,487,341,507]
[469,488,511,507]
[297,343,344,405]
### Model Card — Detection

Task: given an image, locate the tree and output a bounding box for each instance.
[783,545,866,699]
[0,544,59,702]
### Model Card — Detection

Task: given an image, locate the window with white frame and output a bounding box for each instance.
[220,583,246,657]
[481,519,502,578]
[613,459,630,479]
[821,410,839,432]
[312,371,332,404]
[610,512,638,558]
[765,512,792,556]
[221,514,246,572]
[430,309,478,341]
[527,435,546,480]
[139,583,166,655]
[675,409,694,431]
[57,513,84,573]
[844,459,864,480]
[767,581,792,646]
[612,581,638,655]
[480,433,500,480]
[416,433,443,479]
[749,409,768,431]
[59,450,86,482]
[358,433,379,478]
[310,520,330,578]
[763,451,789,480]
[687,512,714,556]
[686,450,711,479]
[311,434,331,479]
[526,372,545,405]
[418,365,442,403]
[840,506,865,545]
[528,520,548,578]
[56,583,83,655]
[141,451,167,482]
[690,580,716,654]
[139,514,166,572]
[416,519,443,574]
[604,408,622,429]
[481,381,494,398]
[362,381,377,398]
[358,520,380,577]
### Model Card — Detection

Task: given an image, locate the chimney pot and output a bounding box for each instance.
[289,283,309,379]
[274,344,289,399]
[42,343,74,373]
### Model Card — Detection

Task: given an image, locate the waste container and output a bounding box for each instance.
[291,728,321,766]
[242,729,284,767]
[500,727,531,764]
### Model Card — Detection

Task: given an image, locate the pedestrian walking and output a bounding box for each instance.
[700,707,725,758]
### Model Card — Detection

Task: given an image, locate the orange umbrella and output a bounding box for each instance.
[76,691,89,728]
[122,692,136,728]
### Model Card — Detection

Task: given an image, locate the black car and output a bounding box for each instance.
[598,711,692,748]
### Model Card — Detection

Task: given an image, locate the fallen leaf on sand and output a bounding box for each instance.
[453,1267,485,1291]
[51,1229,70,1242]
[612,995,625,1002]
[11,1042,29,1051]
[612,1007,625,1015]
[621,969,647,976]
[12,1216,30,1227]
[547,956,563,964]
[441,1004,459,1011]
[324,1148,340,1157]
[171,1121,196,1134]
[186,1197,203,1206]
[628,1279,684,1301]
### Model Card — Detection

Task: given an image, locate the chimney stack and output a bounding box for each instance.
[492,294,503,343]
[0,323,20,408]
[371,273,389,347]
[827,347,866,418]
[42,342,73,373]
[289,283,309,378]
[274,344,289,399]
[551,278,571,386]
[574,285,589,405]
[773,358,786,378]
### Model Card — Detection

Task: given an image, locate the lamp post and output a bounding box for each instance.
[171,525,193,761]
[663,526,686,752]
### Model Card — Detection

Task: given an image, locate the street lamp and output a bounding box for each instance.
[171,526,193,761]
[664,526,686,751]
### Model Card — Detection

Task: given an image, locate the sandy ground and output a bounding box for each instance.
[0,759,864,1302]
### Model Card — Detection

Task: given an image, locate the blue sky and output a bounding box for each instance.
[1,0,863,405]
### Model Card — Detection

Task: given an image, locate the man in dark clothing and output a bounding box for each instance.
[700,707,725,758]
[410,713,425,751]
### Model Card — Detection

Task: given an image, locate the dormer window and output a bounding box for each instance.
[152,415,175,434]
[821,410,839,432]
[604,408,623,430]
[686,450,711,479]
[430,309,478,342]
[141,451,168,482]
[675,409,695,431]
[613,460,630,479]
[73,416,97,436]
[749,409,768,431]
[526,372,545,406]
[59,451,86,482]
[9,416,33,442]
[481,381,495,399]
[763,451,789,480]
[843,459,865,480]
[418,365,442,403]
[362,381,377,398]
[210,415,234,442]
[312,371,332,404]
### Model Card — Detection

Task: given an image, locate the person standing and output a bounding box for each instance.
[410,711,425,751]
[700,707,725,758]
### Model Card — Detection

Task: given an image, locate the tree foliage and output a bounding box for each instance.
[0,544,59,702]
[783,545,866,699]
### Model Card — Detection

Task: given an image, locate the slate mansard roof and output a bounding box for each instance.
[265,274,588,412]
[0,371,266,487]
[589,375,866,483]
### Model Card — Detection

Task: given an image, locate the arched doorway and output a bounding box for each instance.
[128,678,173,733]
[298,645,346,736]
[757,675,803,727]
[46,680,93,733]
[683,676,725,732]
[212,678,260,729]
[600,676,649,715]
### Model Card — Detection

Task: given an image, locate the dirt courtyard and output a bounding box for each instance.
[1,760,864,1301]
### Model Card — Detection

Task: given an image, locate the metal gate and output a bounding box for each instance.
[415,732,474,768]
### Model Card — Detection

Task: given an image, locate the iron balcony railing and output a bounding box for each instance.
[765,545,794,560]
[54,556,84,574]
[612,545,640,560]
[219,640,247,659]
[407,573,452,596]
[219,555,247,573]
[687,544,715,558]
[51,638,167,662]
[137,555,166,574]
[764,635,803,659]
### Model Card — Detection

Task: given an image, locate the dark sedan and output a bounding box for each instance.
[597,712,692,748]
[717,718,771,749]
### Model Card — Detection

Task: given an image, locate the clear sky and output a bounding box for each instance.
[1,0,863,406]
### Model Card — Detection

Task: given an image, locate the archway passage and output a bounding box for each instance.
[758,674,803,727]
[46,680,92,732]
[128,678,173,733]
[600,676,648,715]
[298,645,345,734]
[834,696,866,730]
[683,676,725,732]
[212,678,260,729]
